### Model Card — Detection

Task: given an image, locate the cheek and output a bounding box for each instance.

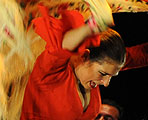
[85,67,99,81]
[86,71,100,81]
[97,74,103,80]
[79,71,95,83]
[79,65,100,82]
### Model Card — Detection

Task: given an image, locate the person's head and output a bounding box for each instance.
[95,99,124,120]
[74,28,126,89]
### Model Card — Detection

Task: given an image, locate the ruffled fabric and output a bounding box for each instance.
[32,4,100,53]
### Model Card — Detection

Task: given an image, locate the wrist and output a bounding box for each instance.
[87,17,97,34]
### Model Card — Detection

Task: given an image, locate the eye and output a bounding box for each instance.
[98,71,107,76]
[96,114,114,120]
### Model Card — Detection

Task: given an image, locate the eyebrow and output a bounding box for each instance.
[99,71,119,77]
[99,71,110,76]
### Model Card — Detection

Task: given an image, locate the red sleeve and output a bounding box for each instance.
[60,9,100,53]
[32,5,65,53]
[32,4,100,53]
[31,4,100,82]
[122,42,148,71]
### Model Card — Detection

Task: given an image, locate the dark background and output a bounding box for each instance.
[100,12,148,120]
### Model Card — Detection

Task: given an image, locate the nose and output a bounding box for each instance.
[102,76,111,87]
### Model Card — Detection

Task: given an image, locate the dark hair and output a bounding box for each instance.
[89,28,126,65]
[102,99,124,120]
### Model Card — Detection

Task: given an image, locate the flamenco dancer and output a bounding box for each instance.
[0,0,147,120]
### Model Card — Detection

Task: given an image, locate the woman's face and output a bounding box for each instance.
[75,60,122,89]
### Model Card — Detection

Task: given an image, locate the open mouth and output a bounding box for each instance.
[90,80,97,88]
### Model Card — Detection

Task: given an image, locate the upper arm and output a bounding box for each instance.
[31,49,72,83]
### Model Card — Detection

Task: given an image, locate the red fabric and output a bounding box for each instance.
[21,5,101,120]
[142,0,148,2]
[122,43,148,71]
[20,4,148,120]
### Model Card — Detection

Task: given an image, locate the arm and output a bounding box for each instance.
[122,42,148,70]
[62,24,92,51]
[62,20,100,51]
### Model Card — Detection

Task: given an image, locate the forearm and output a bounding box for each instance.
[62,24,92,51]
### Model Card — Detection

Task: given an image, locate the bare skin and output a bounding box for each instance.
[62,24,99,51]
[70,54,123,111]
[62,24,123,111]
[96,104,120,120]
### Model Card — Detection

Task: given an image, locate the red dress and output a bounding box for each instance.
[20,5,101,120]
[21,4,148,120]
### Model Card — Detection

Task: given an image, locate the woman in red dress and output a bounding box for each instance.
[20,3,126,120]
